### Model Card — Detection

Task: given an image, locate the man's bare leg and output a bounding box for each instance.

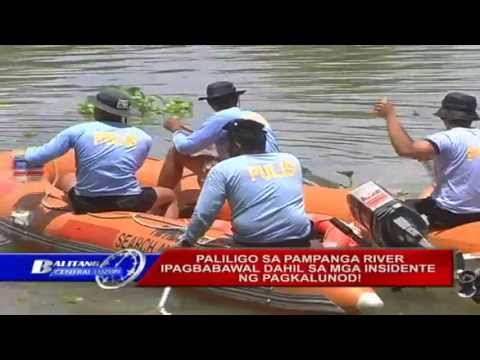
[56,172,77,194]
[157,148,184,189]
[149,187,179,219]
[157,147,212,189]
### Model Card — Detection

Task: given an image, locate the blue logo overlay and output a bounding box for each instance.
[0,251,159,287]
[96,249,147,290]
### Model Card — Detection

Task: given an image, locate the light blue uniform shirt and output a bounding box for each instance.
[25,121,152,197]
[184,152,312,244]
[172,107,280,159]
[426,127,480,213]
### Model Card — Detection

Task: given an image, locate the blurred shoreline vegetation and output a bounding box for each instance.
[78,86,193,124]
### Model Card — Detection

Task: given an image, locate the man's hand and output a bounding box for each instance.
[177,234,195,247]
[374,98,396,119]
[163,117,184,133]
[373,98,437,161]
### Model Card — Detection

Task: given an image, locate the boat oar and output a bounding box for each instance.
[156,235,189,315]
[157,286,173,315]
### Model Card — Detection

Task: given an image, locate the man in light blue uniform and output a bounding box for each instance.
[159,81,279,189]
[375,92,480,228]
[179,119,313,247]
[18,89,178,217]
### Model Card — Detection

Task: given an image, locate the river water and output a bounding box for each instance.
[0,45,479,314]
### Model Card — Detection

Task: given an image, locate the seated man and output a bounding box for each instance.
[19,88,178,217]
[374,92,480,229]
[179,118,313,247]
[159,81,280,189]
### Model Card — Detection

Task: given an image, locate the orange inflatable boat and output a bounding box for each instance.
[0,150,384,314]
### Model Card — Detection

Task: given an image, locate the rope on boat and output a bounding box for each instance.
[85,212,217,242]
[322,224,335,242]
[38,161,187,232]
[36,160,219,242]
[85,212,185,230]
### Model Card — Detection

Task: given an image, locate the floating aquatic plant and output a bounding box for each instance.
[0,102,13,108]
[23,131,38,138]
[337,170,354,188]
[78,86,193,124]
[395,190,410,200]
[78,102,95,117]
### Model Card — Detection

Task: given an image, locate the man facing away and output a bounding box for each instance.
[374,92,480,229]
[179,118,314,247]
[18,88,178,217]
[159,81,280,189]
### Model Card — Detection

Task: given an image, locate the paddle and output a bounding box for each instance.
[157,286,173,315]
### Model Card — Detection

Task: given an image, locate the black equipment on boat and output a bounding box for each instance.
[347,181,432,248]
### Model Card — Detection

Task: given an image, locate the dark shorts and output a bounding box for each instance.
[236,221,316,248]
[68,187,157,215]
[404,197,480,229]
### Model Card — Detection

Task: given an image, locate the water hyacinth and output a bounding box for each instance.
[23,131,38,138]
[78,86,193,124]
[78,102,95,117]
[0,102,13,108]
[337,170,354,188]
[395,190,411,201]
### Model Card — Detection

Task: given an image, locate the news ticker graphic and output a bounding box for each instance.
[138,249,454,287]
[0,249,454,288]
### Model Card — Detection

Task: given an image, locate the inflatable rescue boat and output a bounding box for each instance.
[0,150,384,314]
